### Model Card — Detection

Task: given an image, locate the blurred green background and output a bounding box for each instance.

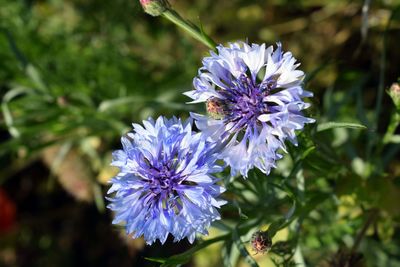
[1,0,400,266]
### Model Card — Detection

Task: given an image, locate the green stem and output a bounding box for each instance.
[368,6,399,159]
[383,112,400,144]
[162,8,217,50]
[293,244,307,267]
[350,209,378,255]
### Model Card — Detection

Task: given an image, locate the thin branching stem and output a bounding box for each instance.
[350,209,378,255]
[162,8,217,50]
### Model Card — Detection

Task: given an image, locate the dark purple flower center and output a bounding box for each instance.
[147,165,181,194]
[143,160,194,215]
[136,158,186,215]
[213,74,277,132]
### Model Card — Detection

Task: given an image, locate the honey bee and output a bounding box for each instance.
[206,98,226,119]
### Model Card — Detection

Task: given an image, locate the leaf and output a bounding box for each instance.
[98,96,146,112]
[2,28,28,67]
[25,64,48,92]
[3,30,49,93]
[267,193,329,238]
[301,146,316,159]
[1,86,34,138]
[1,102,20,138]
[285,201,296,221]
[144,257,167,264]
[233,200,249,219]
[317,122,367,132]
[212,221,233,232]
[98,96,189,113]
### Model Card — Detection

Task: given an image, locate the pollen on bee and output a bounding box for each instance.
[206,98,226,119]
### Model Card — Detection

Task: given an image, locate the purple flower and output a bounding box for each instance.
[107,117,226,245]
[184,42,315,177]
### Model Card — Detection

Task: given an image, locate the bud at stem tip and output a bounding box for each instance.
[139,0,167,17]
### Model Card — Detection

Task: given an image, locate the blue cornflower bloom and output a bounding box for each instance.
[184,42,315,177]
[107,117,226,245]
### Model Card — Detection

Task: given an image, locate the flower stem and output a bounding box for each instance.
[350,209,378,255]
[162,8,217,50]
[383,112,400,144]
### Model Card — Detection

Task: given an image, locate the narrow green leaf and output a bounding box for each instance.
[285,201,296,220]
[2,28,28,67]
[1,102,20,138]
[98,96,189,112]
[144,257,166,264]
[3,86,33,102]
[212,221,233,232]
[1,86,37,138]
[234,200,249,220]
[317,122,367,132]
[98,96,145,112]
[301,146,316,159]
[26,64,48,92]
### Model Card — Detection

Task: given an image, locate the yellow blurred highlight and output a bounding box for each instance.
[338,195,362,219]
[237,5,264,21]
[193,228,225,267]
[97,165,119,185]
[97,152,119,185]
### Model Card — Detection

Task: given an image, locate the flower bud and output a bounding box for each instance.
[251,230,272,254]
[139,0,168,16]
[388,83,400,109]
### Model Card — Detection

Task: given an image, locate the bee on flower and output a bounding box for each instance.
[185,42,315,177]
